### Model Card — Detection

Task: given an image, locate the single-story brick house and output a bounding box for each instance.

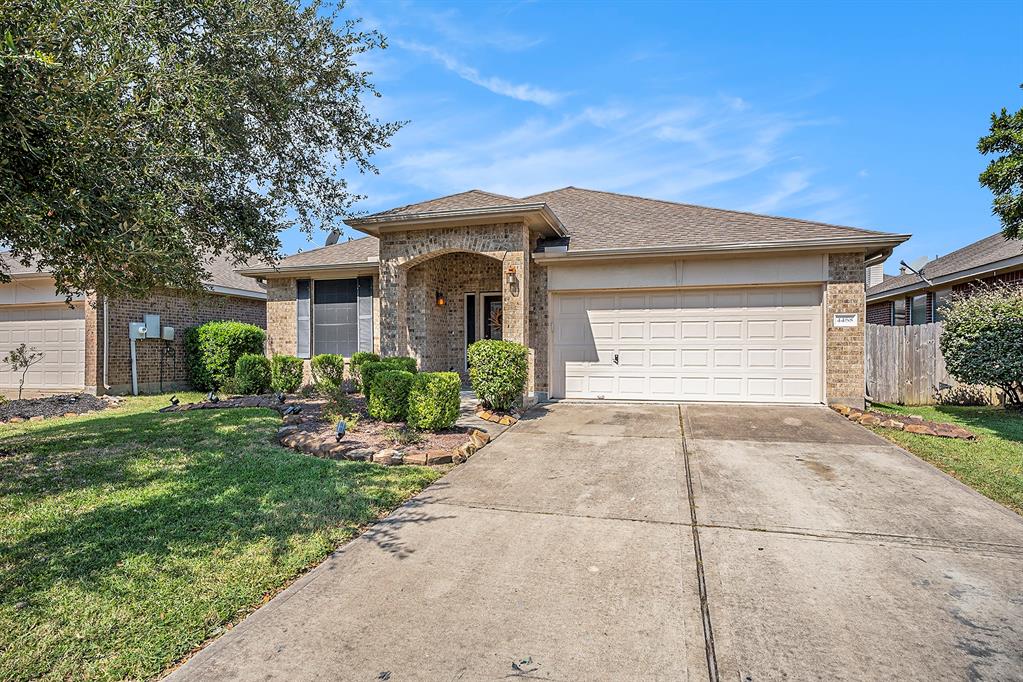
[241,187,909,408]
[866,232,1023,326]
[0,255,266,398]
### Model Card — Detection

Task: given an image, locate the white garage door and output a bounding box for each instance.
[551,286,823,403]
[0,305,86,393]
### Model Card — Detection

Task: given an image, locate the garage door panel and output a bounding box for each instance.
[552,286,822,404]
[0,305,85,391]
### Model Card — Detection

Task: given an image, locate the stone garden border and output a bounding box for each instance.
[830,403,976,440]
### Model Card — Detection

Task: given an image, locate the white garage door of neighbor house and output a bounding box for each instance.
[551,286,823,404]
[0,305,86,392]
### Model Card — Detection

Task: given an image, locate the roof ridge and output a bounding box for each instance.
[533,186,894,236]
[286,234,377,257]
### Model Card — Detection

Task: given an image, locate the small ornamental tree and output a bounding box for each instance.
[2,343,44,400]
[939,286,1023,406]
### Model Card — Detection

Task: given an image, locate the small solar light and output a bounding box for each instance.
[170,395,179,406]
[276,392,286,404]
[207,391,219,404]
[336,419,347,442]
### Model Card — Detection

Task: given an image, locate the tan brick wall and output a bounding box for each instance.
[266,278,297,357]
[86,288,266,395]
[528,237,549,395]
[826,252,866,408]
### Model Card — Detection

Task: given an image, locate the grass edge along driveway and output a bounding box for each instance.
[0,393,440,681]
[869,403,1023,516]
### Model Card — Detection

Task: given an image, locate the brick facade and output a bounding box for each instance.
[866,300,893,325]
[826,252,866,408]
[85,288,266,395]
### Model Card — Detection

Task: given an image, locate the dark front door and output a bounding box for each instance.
[483,295,503,340]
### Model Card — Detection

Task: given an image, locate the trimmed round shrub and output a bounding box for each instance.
[270,355,304,393]
[382,356,417,374]
[368,370,415,422]
[234,353,272,394]
[183,321,265,391]
[940,286,1023,406]
[359,360,390,400]
[350,351,381,391]
[407,372,461,430]
[467,339,528,411]
[311,354,346,393]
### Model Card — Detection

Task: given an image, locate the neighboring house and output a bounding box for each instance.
[0,254,267,398]
[241,187,908,408]
[866,232,1023,326]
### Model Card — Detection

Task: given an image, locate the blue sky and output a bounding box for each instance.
[283,0,1023,274]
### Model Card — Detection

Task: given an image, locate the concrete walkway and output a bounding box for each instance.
[171,403,1023,680]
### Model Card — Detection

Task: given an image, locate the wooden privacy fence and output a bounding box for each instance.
[865,322,954,405]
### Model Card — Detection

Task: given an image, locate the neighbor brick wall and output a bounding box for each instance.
[952,267,1023,294]
[826,252,866,408]
[866,300,893,325]
[86,288,266,395]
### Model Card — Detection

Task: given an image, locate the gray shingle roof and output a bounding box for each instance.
[370,189,521,216]
[273,236,379,269]
[2,251,266,296]
[866,232,1023,298]
[521,187,893,251]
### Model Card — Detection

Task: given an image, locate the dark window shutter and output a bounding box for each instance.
[296,279,311,358]
[357,276,374,353]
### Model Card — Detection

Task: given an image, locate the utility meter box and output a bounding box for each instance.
[161,326,175,341]
[144,314,161,339]
[129,322,147,340]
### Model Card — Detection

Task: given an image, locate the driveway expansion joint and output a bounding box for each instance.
[429,500,694,527]
[679,405,719,682]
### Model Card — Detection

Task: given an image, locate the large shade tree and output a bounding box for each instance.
[0,0,401,300]
[978,84,1023,240]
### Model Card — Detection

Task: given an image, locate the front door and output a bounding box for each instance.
[483,294,503,340]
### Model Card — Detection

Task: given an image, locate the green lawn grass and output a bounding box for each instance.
[0,393,440,680]
[869,403,1023,515]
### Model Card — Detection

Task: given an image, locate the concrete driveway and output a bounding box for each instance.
[171,403,1023,681]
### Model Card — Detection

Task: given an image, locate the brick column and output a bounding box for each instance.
[500,225,534,399]
[83,294,104,395]
[826,252,866,409]
[379,261,407,356]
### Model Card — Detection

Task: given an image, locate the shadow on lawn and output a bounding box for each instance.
[929,405,1023,445]
[0,405,446,601]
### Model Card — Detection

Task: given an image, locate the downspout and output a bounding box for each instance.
[102,295,110,392]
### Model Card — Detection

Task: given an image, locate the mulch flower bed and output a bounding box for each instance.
[830,403,977,440]
[162,393,491,466]
[1,393,120,424]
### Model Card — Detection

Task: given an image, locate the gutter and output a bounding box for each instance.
[345,203,568,237]
[532,234,911,263]
[238,261,380,278]
[205,284,268,300]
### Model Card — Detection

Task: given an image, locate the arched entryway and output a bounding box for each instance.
[404,251,503,380]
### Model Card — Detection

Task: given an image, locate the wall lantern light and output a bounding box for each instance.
[506,265,518,286]
[436,290,446,306]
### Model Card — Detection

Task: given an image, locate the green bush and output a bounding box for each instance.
[270,355,304,393]
[382,356,417,374]
[234,353,271,394]
[359,360,390,401]
[467,339,528,411]
[368,370,415,422]
[406,372,461,430]
[940,286,1023,406]
[183,321,265,391]
[311,354,346,393]
[350,351,380,391]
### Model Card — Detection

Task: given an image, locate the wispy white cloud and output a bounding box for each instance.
[395,39,563,106]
